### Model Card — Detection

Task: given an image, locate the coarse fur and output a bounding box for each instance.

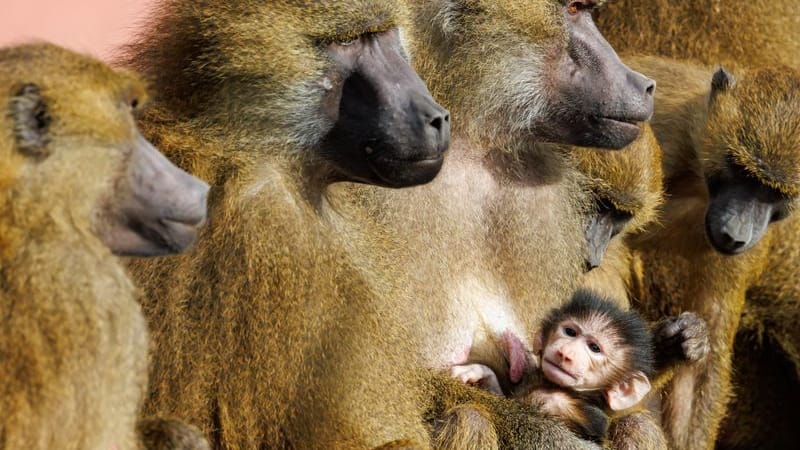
[595,2,800,444]
[574,124,664,300]
[0,43,183,450]
[621,55,800,450]
[716,212,800,449]
[327,0,656,447]
[122,1,446,448]
[594,0,800,68]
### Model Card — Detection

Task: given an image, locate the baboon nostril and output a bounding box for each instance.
[430,116,444,132]
[721,232,746,250]
[645,81,655,96]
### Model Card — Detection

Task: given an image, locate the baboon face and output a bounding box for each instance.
[320,28,451,188]
[576,126,663,269]
[584,201,631,270]
[545,0,655,148]
[703,67,800,254]
[415,0,654,149]
[172,1,449,187]
[4,45,209,256]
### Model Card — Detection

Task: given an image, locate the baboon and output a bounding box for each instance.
[575,124,663,300]
[0,43,208,450]
[619,55,800,450]
[123,0,453,448]
[327,0,657,447]
[594,0,800,68]
[451,291,658,443]
[595,2,800,443]
[716,213,800,450]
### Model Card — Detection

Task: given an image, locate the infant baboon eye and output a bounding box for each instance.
[588,342,602,354]
[564,327,577,337]
[131,98,139,110]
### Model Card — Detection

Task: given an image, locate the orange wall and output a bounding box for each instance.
[0,0,157,61]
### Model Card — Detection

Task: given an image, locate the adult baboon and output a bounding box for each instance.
[595,0,800,68]
[123,1,451,448]
[621,56,800,450]
[328,0,655,447]
[0,43,208,450]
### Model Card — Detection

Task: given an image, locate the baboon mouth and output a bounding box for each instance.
[595,116,640,128]
[542,359,578,384]
[367,154,445,187]
[132,218,202,255]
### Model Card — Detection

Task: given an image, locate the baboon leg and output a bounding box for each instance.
[608,411,668,450]
[432,404,500,450]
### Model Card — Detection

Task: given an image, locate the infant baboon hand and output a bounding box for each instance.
[450,364,503,395]
[653,312,710,365]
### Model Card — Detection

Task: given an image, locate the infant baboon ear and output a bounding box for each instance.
[605,371,651,412]
[710,67,736,102]
[10,83,52,157]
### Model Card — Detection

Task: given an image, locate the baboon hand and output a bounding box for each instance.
[450,364,503,395]
[653,312,710,366]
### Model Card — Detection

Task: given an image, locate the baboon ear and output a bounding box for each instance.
[710,67,735,103]
[10,83,52,157]
[605,371,651,412]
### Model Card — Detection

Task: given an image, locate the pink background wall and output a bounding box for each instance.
[0,0,158,61]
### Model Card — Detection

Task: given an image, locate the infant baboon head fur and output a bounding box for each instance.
[125,0,450,187]
[702,66,800,254]
[408,0,654,150]
[1,43,208,256]
[575,125,664,268]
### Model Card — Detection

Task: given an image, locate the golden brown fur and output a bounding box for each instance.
[595,0,800,68]
[576,124,664,301]
[123,1,437,448]
[124,0,653,448]
[716,212,800,449]
[0,43,148,450]
[621,56,800,450]
[327,0,650,448]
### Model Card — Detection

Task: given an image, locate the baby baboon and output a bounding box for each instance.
[122,1,451,448]
[451,291,657,444]
[0,43,208,450]
[622,55,800,450]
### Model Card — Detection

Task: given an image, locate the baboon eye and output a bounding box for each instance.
[131,98,139,109]
[567,1,592,14]
[588,342,602,354]
[337,36,360,47]
[564,327,577,337]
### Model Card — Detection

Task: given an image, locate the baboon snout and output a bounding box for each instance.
[407,91,451,158]
[323,29,450,188]
[705,185,773,255]
[102,133,209,257]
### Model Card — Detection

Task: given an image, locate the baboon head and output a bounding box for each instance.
[702,67,800,255]
[409,0,654,150]
[129,0,450,188]
[2,43,208,256]
[576,125,664,269]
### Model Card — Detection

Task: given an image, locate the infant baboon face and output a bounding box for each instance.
[4,44,209,256]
